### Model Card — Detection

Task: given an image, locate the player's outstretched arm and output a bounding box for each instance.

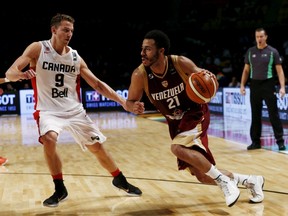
[80,58,127,110]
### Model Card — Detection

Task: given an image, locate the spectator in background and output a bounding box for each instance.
[240,27,286,151]
[22,82,31,89]
[228,76,241,87]
[216,71,229,87]
[5,83,16,92]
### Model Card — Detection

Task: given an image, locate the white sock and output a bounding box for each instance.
[233,173,249,185]
[205,165,222,180]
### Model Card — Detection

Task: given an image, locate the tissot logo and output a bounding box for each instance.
[0,94,16,105]
[225,92,245,105]
[25,94,34,103]
[86,91,100,102]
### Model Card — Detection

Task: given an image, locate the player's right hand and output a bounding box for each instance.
[132,101,145,114]
[22,69,37,80]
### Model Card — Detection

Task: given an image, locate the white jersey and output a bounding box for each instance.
[33,40,83,112]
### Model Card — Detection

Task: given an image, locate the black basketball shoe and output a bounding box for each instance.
[112,172,142,196]
[43,187,68,207]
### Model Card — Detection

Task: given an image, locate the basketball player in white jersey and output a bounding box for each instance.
[5,13,142,207]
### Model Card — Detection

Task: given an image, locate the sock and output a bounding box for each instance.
[205,165,222,179]
[52,173,65,191]
[233,173,249,185]
[111,168,121,177]
[52,173,63,180]
[53,179,65,192]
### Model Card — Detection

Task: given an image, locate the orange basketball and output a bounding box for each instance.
[185,72,218,104]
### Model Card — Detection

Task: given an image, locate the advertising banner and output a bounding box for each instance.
[223,87,251,120]
[0,91,20,115]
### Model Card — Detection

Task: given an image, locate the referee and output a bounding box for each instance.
[240,27,286,151]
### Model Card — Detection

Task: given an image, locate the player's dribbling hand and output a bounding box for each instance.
[199,69,217,80]
[201,69,212,76]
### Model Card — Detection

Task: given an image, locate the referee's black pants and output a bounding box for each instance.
[250,78,284,145]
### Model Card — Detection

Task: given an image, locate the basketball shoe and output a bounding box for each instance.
[43,186,68,207]
[112,172,142,196]
[215,175,240,207]
[0,157,8,166]
[278,143,286,151]
[245,175,264,203]
[247,143,261,150]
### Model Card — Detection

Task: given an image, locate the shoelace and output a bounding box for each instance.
[246,183,257,198]
[216,178,232,196]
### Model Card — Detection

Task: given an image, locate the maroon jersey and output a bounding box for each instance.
[138,55,215,167]
[139,55,208,137]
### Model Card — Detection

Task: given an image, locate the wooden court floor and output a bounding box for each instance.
[0,111,287,216]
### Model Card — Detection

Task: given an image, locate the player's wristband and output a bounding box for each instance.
[4,78,10,82]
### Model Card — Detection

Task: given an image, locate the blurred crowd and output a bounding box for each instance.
[1,0,288,92]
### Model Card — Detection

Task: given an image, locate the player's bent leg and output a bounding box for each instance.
[189,166,215,185]
[172,144,240,207]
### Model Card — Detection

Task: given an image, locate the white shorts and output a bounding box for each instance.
[38,109,107,151]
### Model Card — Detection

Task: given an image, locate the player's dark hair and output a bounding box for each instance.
[50,13,75,27]
[144,30,170,54]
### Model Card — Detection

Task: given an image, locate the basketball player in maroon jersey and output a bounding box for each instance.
[125,29,264,207]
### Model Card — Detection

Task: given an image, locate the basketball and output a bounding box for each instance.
[185,71,218,104]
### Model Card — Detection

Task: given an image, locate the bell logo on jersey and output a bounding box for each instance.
[52,88,68,98]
